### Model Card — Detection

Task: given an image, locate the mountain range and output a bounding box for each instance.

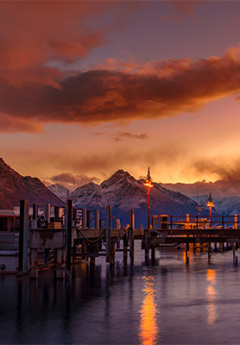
[50,170,203,227]
[0,158,63,209]
[1,156,240,227]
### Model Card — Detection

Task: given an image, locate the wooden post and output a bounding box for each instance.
[56,248,65,279]
[110,241,116,266]
[208,243,211,262]
[30,249,38,279]
[185,250,189,265]
[44,203,50,226]
[95,210,100,229]
[31,203,38,229]
[65,199,72,278]
[123,232,128,266]
[44,249,49,267]
[54,206,60,222]
[144,229,149,265]
[82,208,87,229]
[90,256,96,266]
[129,210,135,266]
[87,210,91,228]
[106,205,111,263]
[18,200,29,276]
[233,243,236,266]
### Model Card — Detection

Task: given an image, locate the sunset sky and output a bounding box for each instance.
[1,1,240,189]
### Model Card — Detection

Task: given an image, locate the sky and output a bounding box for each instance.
[1,0,240,190]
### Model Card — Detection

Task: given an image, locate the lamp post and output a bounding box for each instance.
[206,193,214,228]
[144,167,153,229]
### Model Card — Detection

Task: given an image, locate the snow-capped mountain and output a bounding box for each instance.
[213,196,240,215]
[48,184,69,202]
[69,170,199,227]
[0,158,64,209]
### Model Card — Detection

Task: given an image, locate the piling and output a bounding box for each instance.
[30,249,38,279]
[54,206,60,222]
[18,200,29,276]
[233,243,236,266]
[56,248,65,279]
[82,208,87,229]
[144,229,149,265]
[129,210,135,266]
[106,205,111,263]
[44,203,50,226]
[65,199,73,278]
[95,210,100,229]
[123,232,128,266]
[32,203,38,229]
[208,243,211,262]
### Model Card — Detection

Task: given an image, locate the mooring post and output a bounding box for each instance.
[144,229,149,265]
[44,203,50,226]
[185,250,189,265]
[87,210,91,228]
[129,210,135,266]
[233,243,236,266]
[95,210,100,229]
[82,208,87,229]
[32,203,38,229]
[106,205,111,263]
[123,233,128,266]
[110,241,116,266]
[18,200,29,276]
[65,199,72,278]
[56,248,65,279]
[30,249,38,279]
[54,206,60,222]
[208,243,211,262]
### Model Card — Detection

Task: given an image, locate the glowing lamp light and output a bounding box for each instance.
[207,193,214,227]
[207,201,214,208]
[144,180,153,188]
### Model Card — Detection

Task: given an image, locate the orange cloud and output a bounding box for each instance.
[1,47,240,132]
[0,2,239,132]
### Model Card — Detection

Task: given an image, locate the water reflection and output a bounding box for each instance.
[206,269,217,325]
[139,276,159,345]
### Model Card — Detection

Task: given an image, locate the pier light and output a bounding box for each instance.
[144,168,153,229]
[207,193,214,227]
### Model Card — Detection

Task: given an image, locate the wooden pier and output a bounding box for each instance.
[2,200,240,277]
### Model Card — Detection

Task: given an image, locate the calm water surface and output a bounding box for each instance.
[1,243,240,344]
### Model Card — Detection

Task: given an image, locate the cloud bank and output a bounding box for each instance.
[0,2,240,132]
[1,47,240,132]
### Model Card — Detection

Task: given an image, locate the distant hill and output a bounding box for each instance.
[0,158,64,209]
[67,170,200,227]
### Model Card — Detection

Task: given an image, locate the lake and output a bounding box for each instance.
[1,242,240,344]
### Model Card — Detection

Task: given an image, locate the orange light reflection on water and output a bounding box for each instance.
[139,276,158,345]
[206,269,217,325]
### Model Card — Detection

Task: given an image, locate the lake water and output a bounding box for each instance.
[1,242,240,344]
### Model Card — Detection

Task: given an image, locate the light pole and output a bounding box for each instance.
[206,193,214,228]
[144,167,153,229]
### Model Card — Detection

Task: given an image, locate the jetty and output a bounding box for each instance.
[1,199,240,278]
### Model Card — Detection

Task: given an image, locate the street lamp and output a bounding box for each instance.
[206,193,214,228]
[144,167,153,229]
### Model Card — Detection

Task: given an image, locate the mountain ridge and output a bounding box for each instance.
[0,158,64,209]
